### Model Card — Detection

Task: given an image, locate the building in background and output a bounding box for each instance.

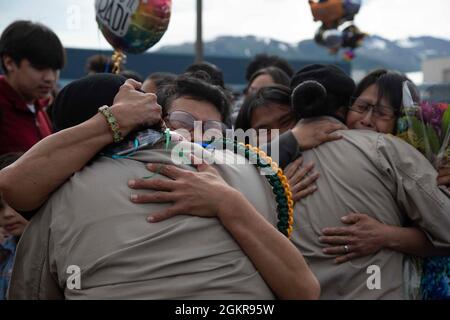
[420,56,450,103]
[56,48,350,92]
[423,56,450,83]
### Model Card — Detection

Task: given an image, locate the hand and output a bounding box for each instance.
[284,157,319,202]
[319,213,388,264]
[291,119,346,150]
[110,79,163,136]
[437,165,450,187]
[128,156,237,222]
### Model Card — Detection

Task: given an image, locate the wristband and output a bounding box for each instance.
[98,105,123,143]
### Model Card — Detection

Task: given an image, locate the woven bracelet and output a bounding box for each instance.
[98,105,123,143]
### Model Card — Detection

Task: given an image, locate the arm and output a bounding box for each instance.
[0,79,162,211]
[319,213,446,264]
[263,119,345,169]
[128,162,321,300]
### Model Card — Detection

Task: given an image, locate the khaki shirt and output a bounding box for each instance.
[291,128,450,299]
[8,142,278,299]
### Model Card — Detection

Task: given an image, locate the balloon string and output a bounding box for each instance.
[112,50,126,74]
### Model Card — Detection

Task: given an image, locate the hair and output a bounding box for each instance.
[353,69,421,115]
[245,54,294,82]
[120,69,143,82]
[159,74,231,124]
[290,64,355,120]
[246,66,291,94]
[52,74,126,131]
[0,20,66,74]
[85,54,113,74]
[185,62,225,88]
[146,72,177,88]
[235,84,294,131]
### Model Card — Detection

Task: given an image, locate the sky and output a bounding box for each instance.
[1,0,450,52]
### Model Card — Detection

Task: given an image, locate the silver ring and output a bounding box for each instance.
[344,245,350,253]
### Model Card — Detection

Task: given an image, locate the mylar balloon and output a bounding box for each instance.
[322,29,343,49]
[95,0,172,54]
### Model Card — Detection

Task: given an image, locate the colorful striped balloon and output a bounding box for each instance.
[95,0,171,54]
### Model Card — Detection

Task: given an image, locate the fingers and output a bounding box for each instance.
[322,245,360,263]
[189,153,210,172]
[341,213,363,224]
[325,123,346,133]
[284,156,304,178]
[292,185,318,201]
[122,78,142,90]
[288,161,315,187]
[322,245,352,255]
[318,131,342,144]
[128,178,175,191]
[146,163,185,180]
[290,171,319,194]
[437,174,450,187]
[319,235,351,245]
[334,253,359,264]
[321,226,351,236]
[147,205,185,223]
[130,191,175,204]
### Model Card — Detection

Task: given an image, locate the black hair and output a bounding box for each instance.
[0,20,65,74]
[120,69,144,82]
[290,64,355,121]
[353,69,420,115]
[159,74,231,123]
[185,62,225,88]
[85,54,113,74]
[146,72,177,88]
[245,54,294,82]
[235,85,294,131]
[52,74,126,131]
[246,66,291,94]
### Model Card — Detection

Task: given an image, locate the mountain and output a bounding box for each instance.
[157,35,450,73]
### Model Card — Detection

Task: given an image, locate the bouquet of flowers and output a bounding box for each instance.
[397,81,450,300]
[397,82,450,169]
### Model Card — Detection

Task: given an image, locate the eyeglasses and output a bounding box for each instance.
[165,111,227,133]
[348,98,396,120]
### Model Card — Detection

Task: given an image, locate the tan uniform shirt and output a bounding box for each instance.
[291,128,450,299]
[8,143,279,299]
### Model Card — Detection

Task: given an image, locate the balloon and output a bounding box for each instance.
[340,22,366,50]
[322,29,343,49]
[95,0,172,54]
[343,0,362,20]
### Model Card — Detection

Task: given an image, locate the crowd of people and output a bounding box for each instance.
[0,20,449,300]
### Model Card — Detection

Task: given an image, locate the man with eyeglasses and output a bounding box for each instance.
[157,74,230,144]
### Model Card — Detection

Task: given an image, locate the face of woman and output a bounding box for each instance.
[346,84,397,134]
[250,103,296,142]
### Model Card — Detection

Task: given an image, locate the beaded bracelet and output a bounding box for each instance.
[210,138,295,238]
[98,105,123,143]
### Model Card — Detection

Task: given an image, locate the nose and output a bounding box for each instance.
[1,205,16,219]
[359,108,375,128]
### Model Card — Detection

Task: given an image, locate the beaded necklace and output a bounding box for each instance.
[104,130,295,238]
[207,138,295,238]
